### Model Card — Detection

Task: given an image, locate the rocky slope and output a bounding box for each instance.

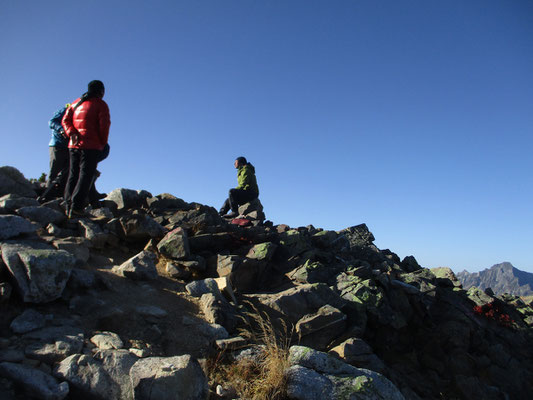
[1,165,533,400]
[457,262,533,297]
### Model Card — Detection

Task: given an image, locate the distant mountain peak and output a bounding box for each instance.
[457,262,533,297]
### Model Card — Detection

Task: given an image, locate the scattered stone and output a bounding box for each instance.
[329,338,386,372]
[0,215,38,239]
[1,244,75,303]
[165,261,191,279]
[157,227,190,259]
[295,305,347,350]
[10,309,46,334]
[104,188,152,210]
[129,355,209,400]
[0,361,69,400]
[53,237,91,265]
[136,305,168,319]
[54,354,119,399]
[78,219,109,248]
[90,331,124,350]
[119,214,166,241]
[16,206,66,226]
[114,251,158,281]
[25,335,84,364]
[186,278,222,298]
[0,194,39,212]
[246,242,277,261]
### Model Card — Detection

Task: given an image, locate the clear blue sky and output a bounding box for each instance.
[1,0,532,273]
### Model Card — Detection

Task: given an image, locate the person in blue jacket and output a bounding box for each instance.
[38,104,70,202]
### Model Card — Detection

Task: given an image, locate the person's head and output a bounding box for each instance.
[87,80,105,98]
[234,156,247,168]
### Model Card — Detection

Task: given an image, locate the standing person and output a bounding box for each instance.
[219,156,260,218]
[62,80,110,218]
[38,103,71,202]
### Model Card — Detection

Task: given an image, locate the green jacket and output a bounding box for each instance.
[237,164,259,194]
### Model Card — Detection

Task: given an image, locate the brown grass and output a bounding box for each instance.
[209,303,293,400]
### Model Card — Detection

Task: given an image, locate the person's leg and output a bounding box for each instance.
[64,149,81,209]
[219,197,231,215]
[48,147,60,183]
[228,189,257,212]
[71,149,99,211]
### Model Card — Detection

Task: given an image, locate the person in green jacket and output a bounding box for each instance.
[219,156,259,218]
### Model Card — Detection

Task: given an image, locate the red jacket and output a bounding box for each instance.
[62,97,110,150]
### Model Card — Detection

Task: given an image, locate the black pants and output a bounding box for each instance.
[220,189,258,214]
[64,149,100,211]
[41,147,70,201]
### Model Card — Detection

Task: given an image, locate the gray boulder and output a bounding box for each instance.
[10,309,46,333]
[0,362,69,400]
[25,335,84,364]
[288,346,405,400]
[0,215,38,239]
[94,349,139,400]
[91,331,124,350]
[114,251,158,281]
[78,219,109,248]
[0,166,36,197]
[16,206,66,226]
[53,238,91,265]
[119,214,166,241]
[129,355,209,400]
[329,338,386,373]
[295,305,347,350]
[157,227,190,260]
[186,278,222,298]
[54,354,119,399]
[105,188,152,210]
[0,194,39,212]
[1,243,75,303]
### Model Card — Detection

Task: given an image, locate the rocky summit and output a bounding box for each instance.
[1,166,533,400]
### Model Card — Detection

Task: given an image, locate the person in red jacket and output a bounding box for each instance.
[62,80,110,217]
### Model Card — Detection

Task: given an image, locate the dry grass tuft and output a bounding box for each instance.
[209,302,294,400]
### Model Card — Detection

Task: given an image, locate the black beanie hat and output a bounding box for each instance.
[236,156,247,165]
[87,80,105,94]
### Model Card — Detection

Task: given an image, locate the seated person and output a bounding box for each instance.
[219,156,259,218]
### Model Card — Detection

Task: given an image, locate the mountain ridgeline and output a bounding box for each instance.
[457,262,533,297]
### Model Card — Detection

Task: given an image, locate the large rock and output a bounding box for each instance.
[287,346,405,400]
[147,193,190,212]
[0,166,36,197]
[253,283,346,324]
[114,251,158,281]
[25,335,84,364]
[104,188,152,210]
[329,338,386,373]
[78,219,109,248]
[16,206,66,226]
[0,362,69,400]
[54,354,119,399]
[119,214,166,241]
[157,227,190,260]
[295,305,347,350]
[129,355,209,400]
[1,243,75,303]
[0,215,38,239]
[0,194,39,212]
[95,349,139,400]
[10,309,46,333]
[337,224,375,248]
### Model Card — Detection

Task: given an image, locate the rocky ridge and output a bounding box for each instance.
[1,166,533,400]
[457,262,533,297]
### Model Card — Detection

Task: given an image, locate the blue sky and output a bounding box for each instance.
[1,0,532,273]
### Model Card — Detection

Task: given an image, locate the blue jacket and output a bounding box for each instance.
[48,106,68,147]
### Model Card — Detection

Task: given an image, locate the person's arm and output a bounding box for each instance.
[49,107,66,134]
[98,102,111,145]
[61,105,75,136]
